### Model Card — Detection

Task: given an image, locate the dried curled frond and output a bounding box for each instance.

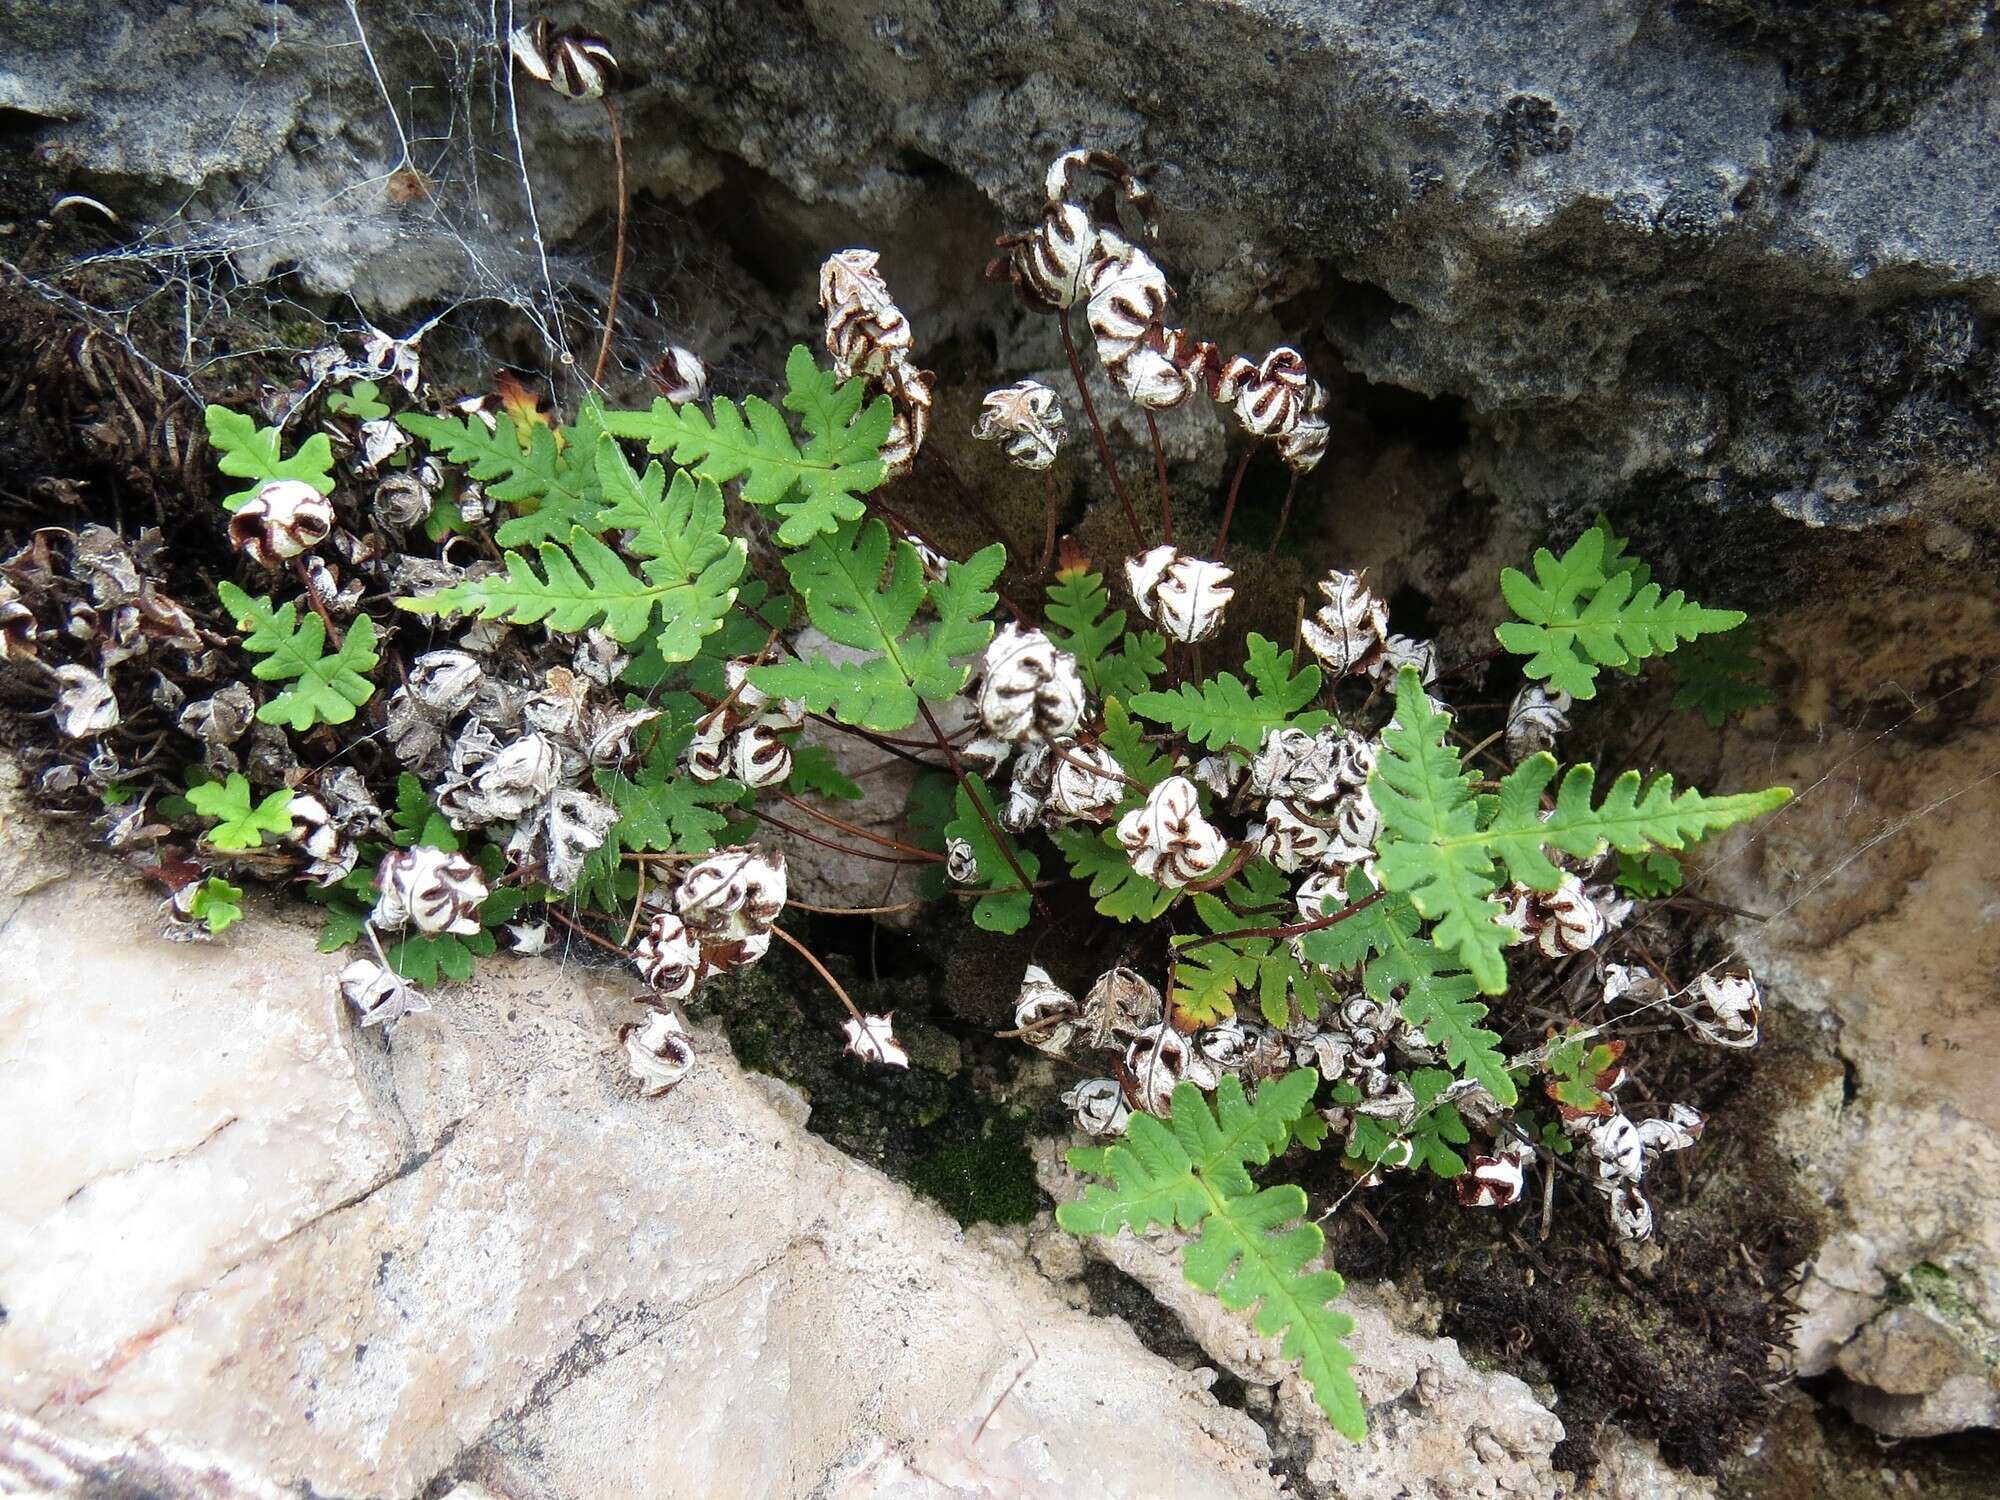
[973,381,1066,470]
[1115,774,1226,887]
[373,845,488,937]
[622,1008,695,1096]
[1124,546,1233,644]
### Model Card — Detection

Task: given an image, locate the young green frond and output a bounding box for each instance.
[1495,521,1744,699]
[1045,569,1167,700]
[1054,826,1176,922]
[748,520,1003,731]
[1129,633,1331,751]
[1669,622,1775,726]
[1059,1072,1363,1440]
[1172,862,1329,1027]
[576,757,748,909]
[186,877,246,935]
[1301,875,1515,1106]
[204,405,335,513]
[1338,1068,1470,1178]
[396,446,746,651]
[944,776,1041,933]
[216,582,380,730]
[601,345,891,546]
[187,773,294,851]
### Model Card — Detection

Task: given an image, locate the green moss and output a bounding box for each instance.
[906,1111,1041,1226]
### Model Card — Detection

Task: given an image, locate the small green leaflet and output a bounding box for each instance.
[326,381,390,421]
[1098,697,1173,796]
[575,759,747,909]
[186,877,245,935]
[1368,670,1517,993]
[397,442,746,650]
[1059,1072,1364,1440]
[786,745,863,802]
[749,521,1003,732]
[1045,569,1166,699]
[397,407,603,545]
[944,775,1040,933]
[217,582,380,730]
[1495,520,1744,700]
[391,773,459,851]
[1171,861,1329,1027]
[1053,825,1175,922]
[1545,1026,1623,1114]
[1614,849,1684,898]
[601,345,891,546]
[1669,622,1775,726]
[204,404,335,512]
[1337,1068,1470,1178]
[186,772,294,850]
[1129,633,1331,751]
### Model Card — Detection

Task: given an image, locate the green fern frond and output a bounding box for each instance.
[1046,569,1166,700]
[396,444,745,650]
[186,772,294,850]
[1129,633,1331,751]
[747,520,1002,731]
[1368,670,1517,993]
[1337,1068,1470,1178]
[1172,862,1329,1027]
[1669,622,1775,726]
[1059,1072,1364,1440]
[1300,874,1514,1107]
[1371,669,1790,992]
[601,345,891,546]
[944,775,1040,933]
[216,582,379,730]
[1495,521,1743,699]
[576,756,748,910]
[205,405,336,513]
[1053,825,1176,922]
[397,407,604,545]
[1099,697,1174,795]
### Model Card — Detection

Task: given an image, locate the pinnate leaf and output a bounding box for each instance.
[216,582,379,730]
[1130,633,1330,751]
[205,405,334,512]
[1059,1073,1363,1440]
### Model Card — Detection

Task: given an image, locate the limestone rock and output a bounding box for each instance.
[1032,1141,1569,1500]
[5,1,1999,537]
[0,813,1283,1499]
[1692,588,2000,1437]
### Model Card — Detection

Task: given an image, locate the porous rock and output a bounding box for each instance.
[0,774,1281,1500]
[5,1,1999,538]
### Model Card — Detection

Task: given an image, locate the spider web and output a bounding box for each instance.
[15,0,766,428]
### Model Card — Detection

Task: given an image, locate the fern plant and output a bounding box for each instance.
[159,179,1802,1452]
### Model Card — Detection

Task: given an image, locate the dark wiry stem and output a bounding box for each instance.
[1144,410,1173,544]
[772,922,868,1028]
[1059,308,1142,545]
[290,557,344,649]
[1266,472,1299,557]
[1038,470,1059,576]
[1176,888,1385,949]
[590,97,627,387]
[750,808,936,867]
[768,788,946,861]
[1215,445,1254,555]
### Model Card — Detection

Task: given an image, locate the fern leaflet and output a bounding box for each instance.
[204,405,335,512]
[1045,569,1166,700]
[1129,633,1331,751]
[601,345,890,545]
[944,775,1040,933]
[216,582,379,730]
[1371,669,1790,991]
[397,442,745,650]
[1495,521,1743,699]
[397,407,604,545]
[1054,825,1175,922]
[1171,861,1330,1026]
[1059,1072,1364,1440]
[748,520,1002,731]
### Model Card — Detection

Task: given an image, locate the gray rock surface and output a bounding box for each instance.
[0,766,1287,1500]
[5,1,1998,538]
